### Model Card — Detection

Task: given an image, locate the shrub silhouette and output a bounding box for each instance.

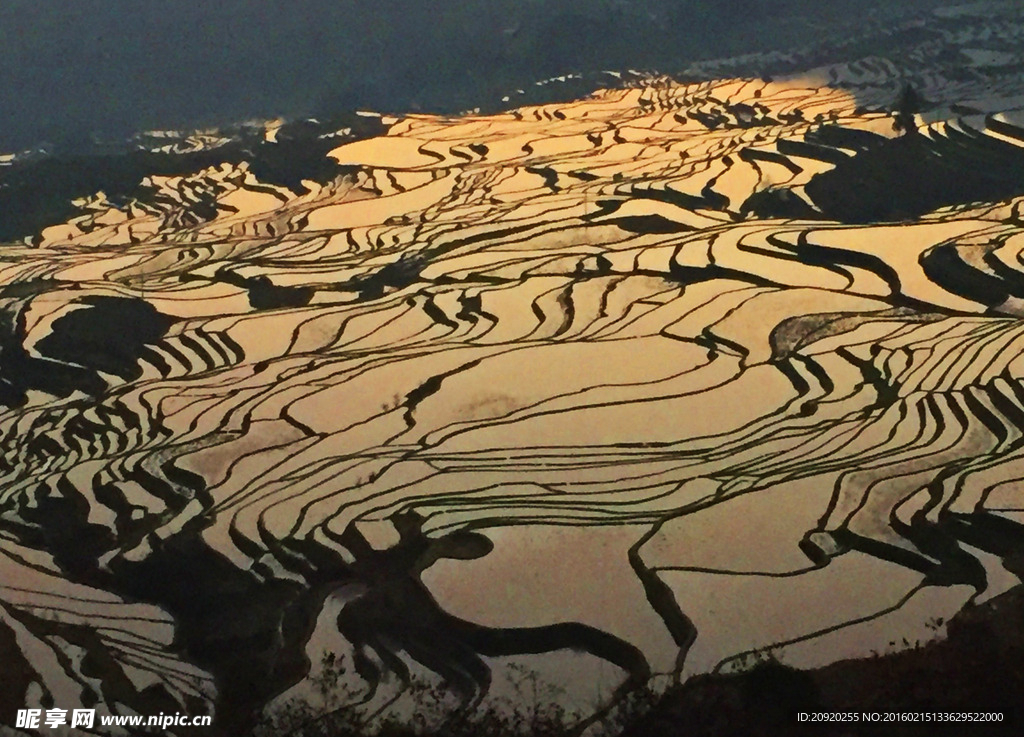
[252,651,659,737]
[893,83,924,136]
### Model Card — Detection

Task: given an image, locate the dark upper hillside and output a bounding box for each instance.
[1,0,944,154]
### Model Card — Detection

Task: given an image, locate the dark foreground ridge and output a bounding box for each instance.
[622,584,1024,737]
[250,583,1024,736]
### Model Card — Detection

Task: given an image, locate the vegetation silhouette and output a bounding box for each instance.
[893,83,925,137]
[253,652,658,737]
[255,579,1024,737]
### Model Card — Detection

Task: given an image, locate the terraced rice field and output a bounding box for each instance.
[2,2,1024,734]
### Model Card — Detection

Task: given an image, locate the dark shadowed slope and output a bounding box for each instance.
[1,0,947,153]
[1,3,1023,736]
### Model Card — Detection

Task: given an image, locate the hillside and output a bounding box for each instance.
[1,2,1024,735]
